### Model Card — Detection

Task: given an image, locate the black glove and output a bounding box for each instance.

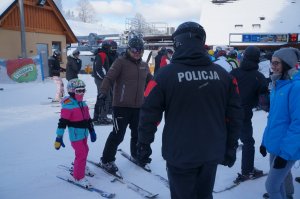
[97,92,107,106]
[273,156,287,169]
[97,92,107,100]
[221,148,236,168]
[260,145,267,157]
[136,142,152,165]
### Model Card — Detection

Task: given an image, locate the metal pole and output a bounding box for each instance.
[18,0,27,58]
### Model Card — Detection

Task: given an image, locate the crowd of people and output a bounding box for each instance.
[50,21,300,199]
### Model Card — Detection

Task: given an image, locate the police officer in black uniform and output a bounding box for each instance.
[136,22,243,199]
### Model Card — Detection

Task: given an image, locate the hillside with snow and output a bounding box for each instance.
[66,19,123,36]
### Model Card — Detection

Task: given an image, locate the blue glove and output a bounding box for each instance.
[90,131,97,142]
[54,136,65,150]
[136,142,152,165]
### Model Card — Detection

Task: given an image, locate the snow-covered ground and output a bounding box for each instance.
[0,74,299,199]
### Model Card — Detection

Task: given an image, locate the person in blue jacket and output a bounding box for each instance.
[260,47,300,199]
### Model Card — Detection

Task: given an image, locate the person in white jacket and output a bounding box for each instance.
[214,50,232,72]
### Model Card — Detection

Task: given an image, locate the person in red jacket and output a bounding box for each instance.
[159,49,174,68]
[92,42,112,125]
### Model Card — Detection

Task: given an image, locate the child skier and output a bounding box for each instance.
[54,78,97,188]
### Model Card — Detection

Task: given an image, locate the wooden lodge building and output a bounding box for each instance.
[0,0,77,76]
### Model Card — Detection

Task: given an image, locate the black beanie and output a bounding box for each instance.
[243,46,260,63]
[172,21,206,45]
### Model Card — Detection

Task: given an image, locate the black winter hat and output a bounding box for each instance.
[172,21,206,44]
[128,37,144,50]
[243,46,260,63]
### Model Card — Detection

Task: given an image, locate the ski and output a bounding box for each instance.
[213,173,268,193]
[87,160,159,198]
[118,149,169,188]
[57,164,95,177]
[213,183,239,193]
[118,149,151,172]
[56,175,115,198]
[40,101,60,106]
[87,160,123,179]
[112,177,159,199]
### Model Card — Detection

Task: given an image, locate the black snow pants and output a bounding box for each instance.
[93,78,111,120]
[167,162,217,199]
[240,109,255,175]
[101,107,140,163]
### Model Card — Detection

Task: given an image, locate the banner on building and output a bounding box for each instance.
[0,55,44,83]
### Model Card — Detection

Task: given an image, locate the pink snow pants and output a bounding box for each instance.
[71,138,89,180]
[53,76,64,101]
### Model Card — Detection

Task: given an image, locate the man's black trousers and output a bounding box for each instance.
[101,107,140,163]
[167,162,217,199]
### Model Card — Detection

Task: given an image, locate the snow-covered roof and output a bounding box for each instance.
[66,19,122,36]
[200,0,300,45]
[0,0,15,17]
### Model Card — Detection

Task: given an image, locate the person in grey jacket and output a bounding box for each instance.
[66,49,82,81]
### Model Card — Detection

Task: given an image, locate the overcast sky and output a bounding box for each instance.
[62,0,205,32]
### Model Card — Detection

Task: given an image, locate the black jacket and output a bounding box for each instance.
[108,52,119,67]
[230,59,268,119]
[93,50,109,80]
[48,56,61,77]
[66,55,82,81]
[138,39,243,169]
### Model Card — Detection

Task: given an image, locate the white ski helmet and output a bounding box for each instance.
[67,79,85,93]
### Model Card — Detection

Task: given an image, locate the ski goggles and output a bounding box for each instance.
[75,88,86,94]
[130,47,144,54]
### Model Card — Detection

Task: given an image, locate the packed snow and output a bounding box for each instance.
[0,74,299,199]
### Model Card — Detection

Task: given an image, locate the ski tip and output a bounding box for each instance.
[146,193,159,198]
[105,193,116,198]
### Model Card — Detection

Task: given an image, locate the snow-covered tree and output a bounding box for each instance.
[65,10,76,20]
[77,0,95,23]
